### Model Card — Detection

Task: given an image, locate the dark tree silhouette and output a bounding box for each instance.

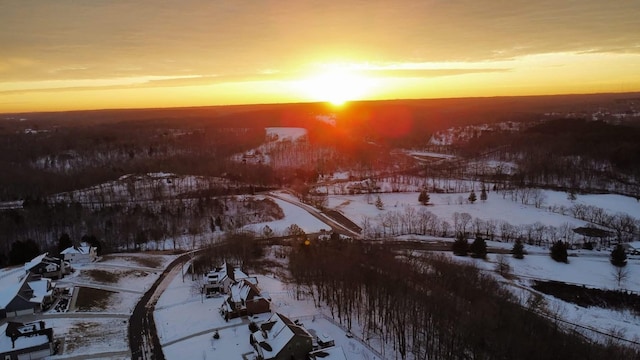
[512,239,525,259]
[9,239,40,265]
[469,236,487,259]
[418,190,430,205]
[610,244,628,267]
[452,233,469,256]
[550,241,568,263]
[57,233,73,254]
[468,190,477,204]
[480,187,487,202]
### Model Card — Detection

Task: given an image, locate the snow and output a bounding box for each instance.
[0,322,50,352]
[243,196,329,235]
[1,174,638,358]
[24,253,48,272]
[444,251,640,344]
[156,270,382,360]
[326,189,639,239]
[404,150,456,159]
[266,127,307,142]
[329,191,587,228]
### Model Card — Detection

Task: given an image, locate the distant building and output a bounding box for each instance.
[60,244,97,264]
[250,312,312,360]
[219,279,270,319]
[0,321,55,360]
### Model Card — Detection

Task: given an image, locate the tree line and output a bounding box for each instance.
[289,237,640,359]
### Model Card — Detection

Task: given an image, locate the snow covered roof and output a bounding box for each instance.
[60,245,92,255]
[27,278,52,304]
[0,321,52,352]
[24,253,48,272]
[233,267,248,282]
[228,280,266,303]
[207,262,248,283]
[0,275,30,309]
[252,313,311,359]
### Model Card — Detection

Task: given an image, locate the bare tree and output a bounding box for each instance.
[612,266,629,289]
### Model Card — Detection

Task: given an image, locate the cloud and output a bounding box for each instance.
[360,68,510,79]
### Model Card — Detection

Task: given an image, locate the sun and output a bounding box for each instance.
[295,66,377,106]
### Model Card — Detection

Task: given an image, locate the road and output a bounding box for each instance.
[129,252,196,360]
[268,191,362,238]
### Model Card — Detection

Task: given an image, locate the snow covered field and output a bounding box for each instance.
[329,188,640,235]
[44,253,177,359]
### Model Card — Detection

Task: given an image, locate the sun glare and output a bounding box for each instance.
[296,66,377,106]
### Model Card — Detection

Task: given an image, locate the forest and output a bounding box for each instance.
[288,237,640,360]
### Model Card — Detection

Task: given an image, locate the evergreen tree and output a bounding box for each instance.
[610,244,628,267]
[375,195,384,210]
[512,239,525,259]
[550,241,568,263]
[480,187,488,202]
[452,233,469,256]
[468,190,477,204]
[418,190,430,205]
[469,236,487,259]
[567,190,577,201]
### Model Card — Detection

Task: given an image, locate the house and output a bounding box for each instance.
[0,275,38,319]
[0,321,55,360]
[24,253,70,279]
[621,241,640,255]
[60,244,97,264]
[27,278,54,312]
[219,279,270,320]
[0,272,54,319]
[250,312,313,360]
[203,262,250,296]
[308,346,347,360]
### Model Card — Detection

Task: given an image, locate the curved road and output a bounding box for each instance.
[129,252,195,360]
[268,191,362,238]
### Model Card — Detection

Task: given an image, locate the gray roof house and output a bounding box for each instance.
[250,313,313,360]
[0,321,54,360]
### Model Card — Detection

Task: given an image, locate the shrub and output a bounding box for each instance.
[452,233,469,256]
[550,241,568,263]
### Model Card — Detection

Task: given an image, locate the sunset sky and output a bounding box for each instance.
[1,0,640,112]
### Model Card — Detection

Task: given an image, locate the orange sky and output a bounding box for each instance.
[1,1,640,113]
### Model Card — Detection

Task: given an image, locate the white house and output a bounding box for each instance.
[60,244,97,264]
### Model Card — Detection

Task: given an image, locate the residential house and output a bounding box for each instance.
[219,279,270,320]
[26,278,54,312]
[0,275,37,319]
[24,253,70,279]
[0,321,55,360]
[0,273,53,319]
[203,262,250,296]
[621,241,640,255]
[250,312,313,360]
[60,244,97,264]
